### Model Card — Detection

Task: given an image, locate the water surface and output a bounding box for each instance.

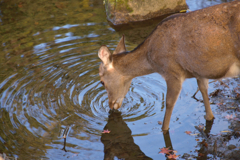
[0,0,236,159]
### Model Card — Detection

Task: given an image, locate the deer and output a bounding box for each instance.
[98,1,240,132]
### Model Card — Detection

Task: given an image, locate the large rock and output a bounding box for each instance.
[105,0,188,25]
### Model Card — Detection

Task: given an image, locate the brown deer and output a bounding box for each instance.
[98,1,240,132]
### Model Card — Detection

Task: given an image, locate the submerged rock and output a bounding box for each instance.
[228,144,237,150]
[105,0,188,25]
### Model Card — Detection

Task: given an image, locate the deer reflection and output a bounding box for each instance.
[195,119,215,160]
[101,110,215,160]
[101,110,152,160]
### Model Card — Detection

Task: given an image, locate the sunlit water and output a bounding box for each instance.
[0,0,236,159]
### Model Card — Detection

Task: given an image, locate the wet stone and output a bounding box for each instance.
[225,149,240,160]
[228,144,237,150]
[182,153,191,159]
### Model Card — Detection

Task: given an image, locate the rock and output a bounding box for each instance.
[182,153,191,159]
[231,150,240,160]
[105,0,188,25]
[228,144,237,150]
[224,149,240,160]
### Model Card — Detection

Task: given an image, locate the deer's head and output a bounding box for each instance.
[98,36,132,109]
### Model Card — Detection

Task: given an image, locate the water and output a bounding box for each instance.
[0,0,236,159]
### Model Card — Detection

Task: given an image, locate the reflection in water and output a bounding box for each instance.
[109,14,172,45]
[195,120,214,160]
[101,110,152,160]
[101,111,215,160]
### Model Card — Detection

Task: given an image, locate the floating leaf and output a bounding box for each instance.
[190,133,198,136]
[173,150,177,154]
[221,130,231,133]
[167,154,179,159]
[159,147,172,155]
[185,131,192,135]
[198,125,205,129]
[198,153,204,157]
[102,129,110,134]
[225,114,233,120]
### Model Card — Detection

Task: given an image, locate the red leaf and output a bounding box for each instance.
[102,129,110,134]
[159,147,172,155]
[225,114,233,120]
[185,131,192,135]
[198,153,204,157]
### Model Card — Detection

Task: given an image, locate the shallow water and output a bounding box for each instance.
[0,0,236,159]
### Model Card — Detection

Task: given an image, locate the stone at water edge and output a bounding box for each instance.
[104,0,188,25]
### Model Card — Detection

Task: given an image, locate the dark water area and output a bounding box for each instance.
[0,0,237,159]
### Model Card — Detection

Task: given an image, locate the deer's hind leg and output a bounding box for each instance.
[197,78,214,120]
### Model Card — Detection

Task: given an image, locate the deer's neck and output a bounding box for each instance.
[112,42,154,77]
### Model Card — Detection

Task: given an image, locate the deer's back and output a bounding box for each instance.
[148,1,240,79]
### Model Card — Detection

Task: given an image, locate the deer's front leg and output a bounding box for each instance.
[197,78,214,120]
[162,77,183,133]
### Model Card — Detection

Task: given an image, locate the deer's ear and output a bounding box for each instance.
[113,35,126,55]
[98,46,111,65]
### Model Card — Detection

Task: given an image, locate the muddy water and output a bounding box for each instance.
[0,0,235,159]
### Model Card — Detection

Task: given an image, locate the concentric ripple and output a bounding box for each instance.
[0,19,165,158]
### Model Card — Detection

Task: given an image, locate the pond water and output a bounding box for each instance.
[0,0,236,159]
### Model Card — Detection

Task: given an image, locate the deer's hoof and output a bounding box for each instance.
[162,130,169,134]
[204,115,215,121]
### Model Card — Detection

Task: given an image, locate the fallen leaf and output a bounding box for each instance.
[18,3,23,8]
[50,99,56,102]
[200,140,208,147]
[172,150,177,154]
[185,131,192,135]
[225,114,233,120]
[167,154,179,159]
[159,147,172,155]
[209,89,221,97]
[204,143,208,147]
[190,133,198,136]
[102,129,110,134]
[221,130,231,133]
[180,10,187,13]
[198,153,204,157]
[198,125,205,129]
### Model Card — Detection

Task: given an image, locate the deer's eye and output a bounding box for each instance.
[100,81,104,86]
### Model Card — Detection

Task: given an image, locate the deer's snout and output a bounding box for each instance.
[109,98,123,110]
